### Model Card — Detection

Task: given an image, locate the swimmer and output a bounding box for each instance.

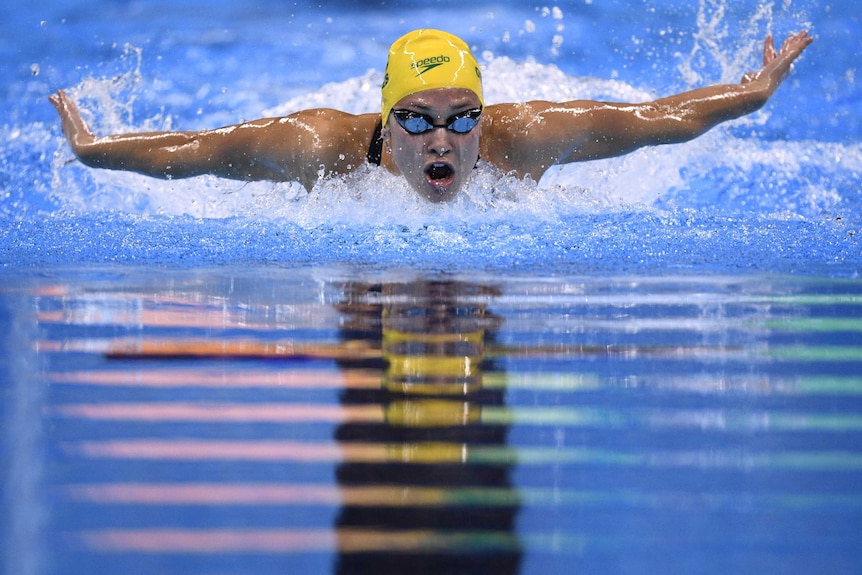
[50,28,812,202]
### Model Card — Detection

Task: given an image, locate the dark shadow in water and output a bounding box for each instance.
[332,279,521,575]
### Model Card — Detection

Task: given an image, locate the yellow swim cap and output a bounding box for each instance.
[381,29,484,127]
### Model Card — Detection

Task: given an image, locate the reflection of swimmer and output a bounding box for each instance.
[380,281,497,396]
[332,280,520,574]
[50,28,812,202]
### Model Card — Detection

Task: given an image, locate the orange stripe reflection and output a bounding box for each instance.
[67,440,386,462]
[67,483,343,505]
[78,528,335,552]
[48,369,381,389]
[65,439,485,464]
[53,403,384,424]
[38,338,380,361]
[38,304,339,331]
[108,338,380,361]
[38,309,249,329]
[64,483,459,507]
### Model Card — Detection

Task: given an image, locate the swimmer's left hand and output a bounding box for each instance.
[741,30,813,90]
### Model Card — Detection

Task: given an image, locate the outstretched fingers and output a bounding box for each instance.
[779,30,813,58]
[769,30,813,83]
[49,90,96,150]
[743,30,812,87]
[762,34,776,67]
[763,31,813,68]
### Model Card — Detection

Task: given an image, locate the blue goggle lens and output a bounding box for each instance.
[393,108,482,135]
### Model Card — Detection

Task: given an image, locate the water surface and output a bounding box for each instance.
[2,1,861,573]
[3,267,861,574]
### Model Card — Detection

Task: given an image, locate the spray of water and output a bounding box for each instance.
[41,1,856,234]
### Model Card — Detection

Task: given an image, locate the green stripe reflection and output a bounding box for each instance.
[767,346,862,362]
[762,318,862,332]
[795,376,862,394]
[481,407,862,432]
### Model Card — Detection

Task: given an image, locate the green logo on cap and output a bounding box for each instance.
[412,54,450,77]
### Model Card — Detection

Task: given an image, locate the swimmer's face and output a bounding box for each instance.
[383,88,482,202]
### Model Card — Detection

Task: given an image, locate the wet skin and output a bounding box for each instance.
[49,32,813,202]
[380,88,482,203]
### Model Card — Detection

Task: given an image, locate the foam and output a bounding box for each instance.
[6,0,856,273]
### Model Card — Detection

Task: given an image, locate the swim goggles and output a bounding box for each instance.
[391,108,482,135]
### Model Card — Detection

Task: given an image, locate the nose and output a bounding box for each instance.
[426,127,453,157]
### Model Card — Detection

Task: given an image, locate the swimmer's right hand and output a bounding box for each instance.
[49,90,96,154]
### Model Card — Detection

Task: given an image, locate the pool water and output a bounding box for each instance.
[1,0,860,273]
[4,268,862,574]
[2,0,861,573]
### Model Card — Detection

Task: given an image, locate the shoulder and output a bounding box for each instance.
[300,111,380,177]
[224,110,380,186]
[265,109,379,140]
[478,103,549,159]
[245,110,379,160]
[479,101,596,175]
[481,101,553,130]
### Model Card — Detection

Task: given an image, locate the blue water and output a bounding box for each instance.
[2,1,862,574]
[3,268,862,575]
[1,0,859,273]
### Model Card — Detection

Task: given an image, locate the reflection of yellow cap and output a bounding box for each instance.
[381,29,484,127]
[382,326,485,396]
[385,399,481,427]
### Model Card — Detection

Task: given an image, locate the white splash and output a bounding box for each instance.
[46,31,857,228]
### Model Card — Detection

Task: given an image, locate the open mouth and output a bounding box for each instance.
[424,162,455,189]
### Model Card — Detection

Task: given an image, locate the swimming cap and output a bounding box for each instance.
[381,29,484,127]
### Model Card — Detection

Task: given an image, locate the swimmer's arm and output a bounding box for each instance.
[572,31,812,160]
[49,90,282,180]
[49,90,372,189]
[506,30,812,173]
